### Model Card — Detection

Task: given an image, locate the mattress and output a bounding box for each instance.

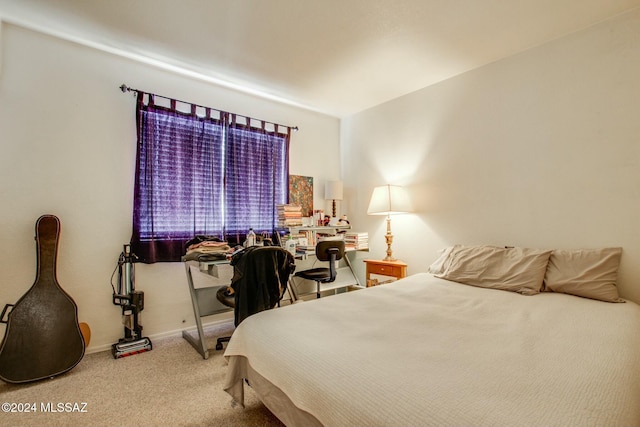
[224,273,640,426]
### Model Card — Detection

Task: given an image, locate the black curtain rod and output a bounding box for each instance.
[119,84,299,132]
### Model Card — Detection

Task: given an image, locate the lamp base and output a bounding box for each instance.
[384,218,395,261]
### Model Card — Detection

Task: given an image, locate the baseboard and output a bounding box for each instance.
[84,317,235,355]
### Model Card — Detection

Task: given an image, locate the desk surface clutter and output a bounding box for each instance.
[180,228,368,358]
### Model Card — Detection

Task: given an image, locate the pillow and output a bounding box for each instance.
[543,247,624,302]
[427,245,460,274]
[435,245,552,295]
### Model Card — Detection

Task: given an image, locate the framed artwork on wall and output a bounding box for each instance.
[289,175,313,216]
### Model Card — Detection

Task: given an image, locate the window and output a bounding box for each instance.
[131,93,290,263]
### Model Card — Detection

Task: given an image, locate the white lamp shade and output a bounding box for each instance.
[367,185,412,215]
[325,180,343,200]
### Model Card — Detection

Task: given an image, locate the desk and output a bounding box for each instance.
[291,248,364,299]
[285,225,364,297]
[363,259,407,286]
[182,248,364,358]
[181,258,232,359]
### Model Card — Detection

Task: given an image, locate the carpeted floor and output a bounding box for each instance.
[0,321,284,427]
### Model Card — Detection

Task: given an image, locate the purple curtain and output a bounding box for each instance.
[224,116,290,239]
[131,93,290,263]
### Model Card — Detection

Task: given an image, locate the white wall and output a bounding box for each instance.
[342,9,640,304]
[0,23,340,352]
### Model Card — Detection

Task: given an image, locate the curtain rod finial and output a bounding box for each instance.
[120,84,129,93]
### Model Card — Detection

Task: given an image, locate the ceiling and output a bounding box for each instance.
[1,0,639,117]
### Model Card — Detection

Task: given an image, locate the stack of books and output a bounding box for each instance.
[344,231,369,250]
[293,236,315,255]
[296,244,316,256]
[297,229,315,245]
[277,204,303,227]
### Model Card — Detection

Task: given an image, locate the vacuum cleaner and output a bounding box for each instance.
[111,244,152,358]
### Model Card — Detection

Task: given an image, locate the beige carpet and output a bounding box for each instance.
[0,321,285,427]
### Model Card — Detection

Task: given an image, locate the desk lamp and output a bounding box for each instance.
[325,180,343,218]
[367,185,412,261]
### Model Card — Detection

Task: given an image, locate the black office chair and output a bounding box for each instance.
[293,240,345,299]
[215,245,296,350]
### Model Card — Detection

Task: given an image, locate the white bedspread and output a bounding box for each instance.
[224,273,640,426]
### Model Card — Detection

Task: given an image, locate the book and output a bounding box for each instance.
[277,204,303,226]
[345,231,369,250]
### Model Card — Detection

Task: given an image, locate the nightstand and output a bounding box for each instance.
[363,259,407,287]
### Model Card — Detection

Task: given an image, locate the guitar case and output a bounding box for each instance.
[0,215,85,383]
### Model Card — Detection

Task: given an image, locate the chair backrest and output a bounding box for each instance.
[316,240,345,283]
[230,246,296,325]
[315,240,345,262]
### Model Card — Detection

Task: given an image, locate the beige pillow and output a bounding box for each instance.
[543,248,624,302]
[427,245,460,274]
[436,246,552,295]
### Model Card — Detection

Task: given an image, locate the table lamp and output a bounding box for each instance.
[367,185,412,261]
[325,180,343,218]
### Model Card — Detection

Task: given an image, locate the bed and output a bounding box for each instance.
[223,246,640,426]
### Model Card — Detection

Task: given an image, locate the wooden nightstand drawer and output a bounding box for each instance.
[363,259,408,286]
[368,263,402,277]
